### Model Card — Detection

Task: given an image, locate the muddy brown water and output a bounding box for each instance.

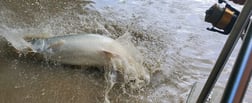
[0,0,251,103]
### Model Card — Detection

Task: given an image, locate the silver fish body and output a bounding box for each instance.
[27,34,150,88]
[29,34,125,66]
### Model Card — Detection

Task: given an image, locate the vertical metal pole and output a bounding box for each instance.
[196,0,252,103]
[221,16,252,103]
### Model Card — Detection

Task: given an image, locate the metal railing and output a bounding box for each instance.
[196,0,252,103]
[221,15,252,103]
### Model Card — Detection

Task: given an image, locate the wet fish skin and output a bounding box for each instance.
[26,34,150,88]
[28,34,124,66]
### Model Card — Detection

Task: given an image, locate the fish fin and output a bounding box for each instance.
[47,39,65,50]
[102,50,119,59]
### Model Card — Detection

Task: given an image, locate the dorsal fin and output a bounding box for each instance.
[101,50,119,59]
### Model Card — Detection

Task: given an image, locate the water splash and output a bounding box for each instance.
[104,64,117,103]
[1,31,151,103]
[103,54,150,103]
